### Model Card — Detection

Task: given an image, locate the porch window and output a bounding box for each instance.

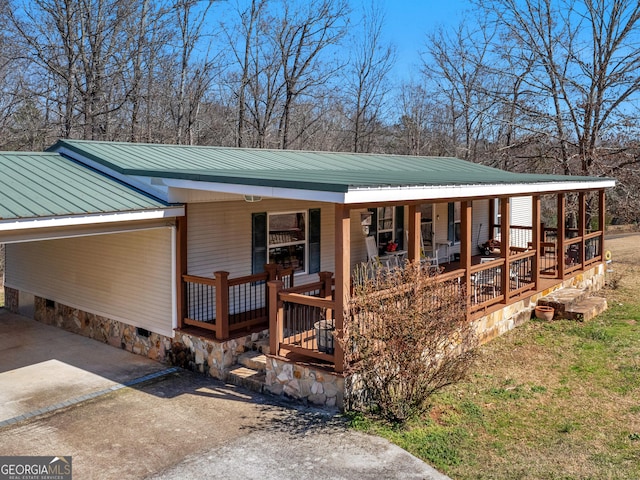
[376,206,395,248]
[251,209,321,275]
[448,202,461,244]
[268,212,306,272]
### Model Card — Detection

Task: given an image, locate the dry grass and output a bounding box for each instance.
[351,233,640,479]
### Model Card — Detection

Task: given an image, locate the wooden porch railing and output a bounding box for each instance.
[182,264,294,339]
[268,272,337,370]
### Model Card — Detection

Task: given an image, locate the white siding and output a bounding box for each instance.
[5,228,174,337]
[188,200,335,285]
[510,196,533,248]
[511,196,533,227]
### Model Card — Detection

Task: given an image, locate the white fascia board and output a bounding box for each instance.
[0,207,185,233]
[54,146,171,201]
[136,177,616,205]
[344,180,616,204]
[161,178,346,203]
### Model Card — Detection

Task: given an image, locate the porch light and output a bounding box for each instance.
[244,195,262,203]
[360,211,373,235]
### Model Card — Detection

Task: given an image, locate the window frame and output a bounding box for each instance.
[267,210,308,274]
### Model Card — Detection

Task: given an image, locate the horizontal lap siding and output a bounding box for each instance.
[188,200,335,285]
[5,228,174,336]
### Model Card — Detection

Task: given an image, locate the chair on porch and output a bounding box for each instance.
[408,229,440,274]
[365,235,395,269]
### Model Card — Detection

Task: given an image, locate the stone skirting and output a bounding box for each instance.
[472,263,605,344]
[3,286,18,313]
[170,329,268,380]
[265,356,345,410]
[31,297,173,362]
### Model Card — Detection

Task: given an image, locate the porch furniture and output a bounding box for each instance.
[436,241,452,263]
[365,235,395,269]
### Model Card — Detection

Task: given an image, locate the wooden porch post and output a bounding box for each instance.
[532,195,541,289]
[175,212,188,329]
[557,193,566,278]
[489,197,496,239]
[264,263,278,281]
[599,189,606,260]
[268,280,284,358]
[214,271,230,339]
[460,200,472,321]
[333,204,350,374]
[579,192,586,270]
[408,204,421,263]
[500,198,511,301]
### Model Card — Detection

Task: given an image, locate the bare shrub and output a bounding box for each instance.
[342,262,477,424]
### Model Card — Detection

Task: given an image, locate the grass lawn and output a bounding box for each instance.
[351,233,640,479]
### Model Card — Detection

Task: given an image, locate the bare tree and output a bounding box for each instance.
[343,0,395,153]
[475,0,640,177]
[274,0,349,149]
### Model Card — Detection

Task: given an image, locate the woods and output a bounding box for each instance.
[0,0,639,221]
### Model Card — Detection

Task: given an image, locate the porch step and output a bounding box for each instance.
[251,338,271,355]
[536,287,607,321]
[238,350,268,371]
[537,287,591,318]
[563,296,608,322]
[226,365,266,394]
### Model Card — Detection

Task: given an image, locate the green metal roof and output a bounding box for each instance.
[0,152,172,221]
[50,139,611,194]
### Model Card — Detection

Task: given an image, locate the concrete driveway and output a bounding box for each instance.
[0,309,450,480]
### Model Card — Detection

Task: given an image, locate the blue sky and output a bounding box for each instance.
[370,0,470,81]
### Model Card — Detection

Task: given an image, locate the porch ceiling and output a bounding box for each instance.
[0,152,184,239]
[50,139,615,204]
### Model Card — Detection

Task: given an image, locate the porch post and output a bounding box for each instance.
[460,200,472,320]
[557,193,566,278]
[489,198,496,240]
[532,195,541,289]
[599,189,606,260]
[579,192,586,270]
[175,212,188,329]
[333,204,350,374]
[500,198,511,301]
[408,204,421,263]
[214,271,230,339]
[268,280,284,358]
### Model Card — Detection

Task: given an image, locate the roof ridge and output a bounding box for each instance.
[54,138,461,160]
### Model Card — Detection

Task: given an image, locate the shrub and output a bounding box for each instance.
[342,262,478,424]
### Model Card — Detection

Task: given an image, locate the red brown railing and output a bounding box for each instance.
[182,264,294,339]
[268,272,337,369]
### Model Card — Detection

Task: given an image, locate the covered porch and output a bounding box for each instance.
[178,189,608,378]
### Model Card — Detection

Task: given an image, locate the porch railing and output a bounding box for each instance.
[268,272,336,369]
[182,264,294,339]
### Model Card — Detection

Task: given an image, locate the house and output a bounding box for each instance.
[1,140,615,409]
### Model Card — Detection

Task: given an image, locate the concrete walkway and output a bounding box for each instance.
[0,310,451,480]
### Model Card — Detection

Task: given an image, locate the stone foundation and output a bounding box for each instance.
[3,286,18,313]
[171,329,268,380]
[32,297,172,362]
[265,356,344,410]
[472,263,605,344]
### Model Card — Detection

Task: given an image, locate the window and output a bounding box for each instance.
[376,206,395,249]
[268,212,306,272]
[252,209,321,275]
[448,202,461,244]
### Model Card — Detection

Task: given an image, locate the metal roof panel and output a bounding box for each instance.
[0,152,172,221]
